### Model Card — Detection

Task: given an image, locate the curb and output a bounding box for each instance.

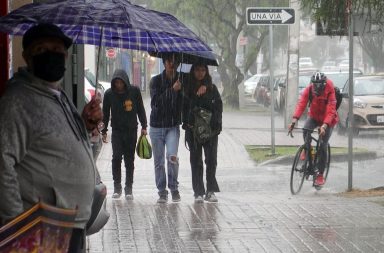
[258,151,378,166]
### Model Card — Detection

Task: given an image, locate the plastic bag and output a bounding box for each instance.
[136,134,152,159]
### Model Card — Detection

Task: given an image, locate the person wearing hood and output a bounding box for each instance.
[0,23,102,253]
[101,69,147,200]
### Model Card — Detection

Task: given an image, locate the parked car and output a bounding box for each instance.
[272,74,287,112]
[244,74,264,97]
[253,75,271,106]
[338,59,350,71]
[299,57,315,71]
[321,60,337,71]
[337,74,384,135]
[324,69,363,91]
[84,69,108,103]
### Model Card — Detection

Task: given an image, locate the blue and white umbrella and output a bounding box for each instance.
[0,0,211,53]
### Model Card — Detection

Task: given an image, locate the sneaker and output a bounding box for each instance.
[125,188,133,200]
[171,191,181,202]
[205,192,218,202]
[112,192,121,199]
[314,174,325,186]
[300,150,306,160]
[194,195,204,203]
[157,194,168,204]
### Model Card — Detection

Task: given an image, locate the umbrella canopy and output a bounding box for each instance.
[149,51,219,66]
[0,0,211,53]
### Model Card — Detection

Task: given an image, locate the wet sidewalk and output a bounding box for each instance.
[87,103,384,252]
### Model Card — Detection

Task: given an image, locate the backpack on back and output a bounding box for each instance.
[308,85,342,110]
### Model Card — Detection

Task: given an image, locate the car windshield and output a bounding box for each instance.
[325,71,363,89]
[354,78,384,96]
[299,74,312,89]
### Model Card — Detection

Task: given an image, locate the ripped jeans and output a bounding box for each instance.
[149,126,180,195]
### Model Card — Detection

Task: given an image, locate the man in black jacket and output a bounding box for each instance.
[101,69,147,200]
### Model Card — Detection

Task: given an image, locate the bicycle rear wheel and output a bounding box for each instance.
[324,143,331,180]
[290,145,307,195]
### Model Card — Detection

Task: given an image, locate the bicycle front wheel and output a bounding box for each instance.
[290,145,307,195]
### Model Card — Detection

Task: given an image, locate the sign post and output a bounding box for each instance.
[247,7,295,155]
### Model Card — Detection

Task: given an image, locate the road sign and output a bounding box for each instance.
[247,7,295,25]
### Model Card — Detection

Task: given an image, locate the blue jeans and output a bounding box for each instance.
[149,126,180,195]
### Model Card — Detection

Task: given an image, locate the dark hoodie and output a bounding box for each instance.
[101,69,147,134]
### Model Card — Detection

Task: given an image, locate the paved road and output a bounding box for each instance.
[87,100,384,252]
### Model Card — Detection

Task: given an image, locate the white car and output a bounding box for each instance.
[84,69,108,103]
[299,57,314,69]
[244,74,265,97]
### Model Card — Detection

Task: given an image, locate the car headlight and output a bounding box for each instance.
[353,98,367,108]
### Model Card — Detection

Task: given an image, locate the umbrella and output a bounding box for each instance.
[0,0,212,53]
[149,51,219,66]
[0,201,77,252]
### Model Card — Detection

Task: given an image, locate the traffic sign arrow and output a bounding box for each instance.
[247,8,295,25]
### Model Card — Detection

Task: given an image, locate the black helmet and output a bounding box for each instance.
[311,72,326,95]
[311,72,326,84]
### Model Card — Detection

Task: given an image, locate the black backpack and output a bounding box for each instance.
[308,86,342,110]
[192,106,215,144]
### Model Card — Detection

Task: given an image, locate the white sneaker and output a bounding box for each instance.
[125,194,134,200]
[194,195,204,203]
[112,192,121,199]
[204,192,218,202]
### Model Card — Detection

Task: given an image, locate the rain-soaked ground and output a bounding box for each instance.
[87,97,384,252]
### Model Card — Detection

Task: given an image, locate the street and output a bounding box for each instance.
[87,101,384,252]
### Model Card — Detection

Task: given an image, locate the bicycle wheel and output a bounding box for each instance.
[290,145,307,195]
[324,143,331,180]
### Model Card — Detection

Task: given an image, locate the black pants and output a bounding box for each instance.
[186,129,220,197]
[111,128,137,192]
[303,117,333,174]
[68,228,85,253]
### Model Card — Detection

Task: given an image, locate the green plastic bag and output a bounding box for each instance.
[136,134,152,159]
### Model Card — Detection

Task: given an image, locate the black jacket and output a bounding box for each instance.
[102,69,147,133]
[182,82,223,133]
[149,71,188,128]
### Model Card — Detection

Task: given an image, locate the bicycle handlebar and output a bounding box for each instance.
[287,127,320,138]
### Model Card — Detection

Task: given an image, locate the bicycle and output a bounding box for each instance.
[288,127,331,195]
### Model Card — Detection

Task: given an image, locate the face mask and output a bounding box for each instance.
[32,51,66,82]
[313,82,325,96]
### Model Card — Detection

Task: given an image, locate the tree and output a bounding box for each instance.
[300,0,384,72]
[148,0,287,108]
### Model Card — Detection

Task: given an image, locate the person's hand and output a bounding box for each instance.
[172,80,182,92]
[82,98,103,131]
[196,85,207,96]
[102,133,108,143]
[141,128,148,135]
[319,124,327,137]
[288,118,298,133]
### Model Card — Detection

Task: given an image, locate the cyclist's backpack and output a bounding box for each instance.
[308,86,342,110]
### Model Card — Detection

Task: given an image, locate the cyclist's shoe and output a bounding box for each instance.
[300,150,306,160]
[314,174,325,186]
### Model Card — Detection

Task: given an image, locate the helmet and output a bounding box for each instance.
[311,72,326,84]
[311,72,326,95]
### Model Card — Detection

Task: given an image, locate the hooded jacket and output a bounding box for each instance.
[293,79,339,127]
[0,67,96,228]
[101,69,147,134]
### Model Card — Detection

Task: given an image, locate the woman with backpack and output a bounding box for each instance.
[182,63,223,203]
[288,72,339,187]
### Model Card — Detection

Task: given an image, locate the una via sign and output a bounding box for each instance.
[247,7,295,25]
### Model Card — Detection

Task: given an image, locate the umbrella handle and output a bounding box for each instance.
[94,26,104,99]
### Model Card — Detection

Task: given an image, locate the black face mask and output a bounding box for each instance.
[313,82,325,96]
[32,51,66,82]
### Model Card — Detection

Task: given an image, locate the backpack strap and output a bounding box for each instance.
[308,85,313,108]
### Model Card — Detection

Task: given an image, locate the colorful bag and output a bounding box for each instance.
[136,134,152,159]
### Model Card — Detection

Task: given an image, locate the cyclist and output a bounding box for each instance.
[288,72,339,186]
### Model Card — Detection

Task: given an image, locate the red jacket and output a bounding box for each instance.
[293,79,339,127]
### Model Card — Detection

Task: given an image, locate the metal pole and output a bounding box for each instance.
[347,9,354,191]
[269,25,275,155]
